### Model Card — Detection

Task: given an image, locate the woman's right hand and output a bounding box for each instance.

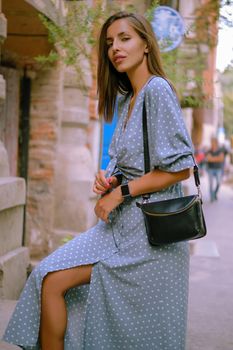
[93,170,118,195]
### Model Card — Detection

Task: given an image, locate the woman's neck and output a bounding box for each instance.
[127,63,153,96]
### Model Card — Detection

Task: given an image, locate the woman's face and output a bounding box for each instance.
[106,18,148,74]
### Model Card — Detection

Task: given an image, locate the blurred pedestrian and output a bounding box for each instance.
[219,142,230,179]
[3,11,194,350]
[206,137,225,202]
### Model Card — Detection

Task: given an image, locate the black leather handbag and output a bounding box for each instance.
[136,100,207,246]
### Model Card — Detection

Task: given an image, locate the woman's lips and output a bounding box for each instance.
[114,56,126,64]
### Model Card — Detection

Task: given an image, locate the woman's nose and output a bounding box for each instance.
[112,39,120,51]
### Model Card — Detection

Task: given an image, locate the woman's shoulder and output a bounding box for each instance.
[145,76,178,106]
[146,76,173,94]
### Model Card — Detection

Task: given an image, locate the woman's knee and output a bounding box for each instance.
[41,265,93,297]
[42,271,66,297]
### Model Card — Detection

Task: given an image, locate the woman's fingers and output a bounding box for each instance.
[94,201,109,223]
[96,170,110,188]
[107,176,118,188]
[93,170,120,195]
[93,170,112,195]
[93,182,106,195]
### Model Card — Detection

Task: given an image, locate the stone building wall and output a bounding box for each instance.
[26,64,64,257]
[1,0,102,259]
[179,0,218,146]
[0,1,29,299]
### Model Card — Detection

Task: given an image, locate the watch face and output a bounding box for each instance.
[121,184,130,197]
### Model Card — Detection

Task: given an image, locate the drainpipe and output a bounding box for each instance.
[19,68,31,246]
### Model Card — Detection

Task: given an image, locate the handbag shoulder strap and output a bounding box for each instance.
[142,99,201,190]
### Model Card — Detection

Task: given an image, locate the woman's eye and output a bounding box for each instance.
[122,37,130,41]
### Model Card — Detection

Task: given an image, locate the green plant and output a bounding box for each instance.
[36,0,219,106]
[61,234,74,244]
[36,0,131,92]
[162,0,220,107]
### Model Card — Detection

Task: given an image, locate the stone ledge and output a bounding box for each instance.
[0,247,30,300]
[0,178,26,212]
[0,206,24,257]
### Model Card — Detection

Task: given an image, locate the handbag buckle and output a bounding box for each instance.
[142,194,150,204]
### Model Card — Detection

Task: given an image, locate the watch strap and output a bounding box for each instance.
[121,183,131,198]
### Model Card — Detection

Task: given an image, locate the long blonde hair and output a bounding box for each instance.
[97,11,172,122]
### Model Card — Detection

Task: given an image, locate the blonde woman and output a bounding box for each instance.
[3,12,194,350]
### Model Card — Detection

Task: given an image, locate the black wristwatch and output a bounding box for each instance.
[121,183,131,199]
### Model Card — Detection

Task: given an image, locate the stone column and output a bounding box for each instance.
[52,67,98,249]
[26,64,64,257]
[0,2,29,299]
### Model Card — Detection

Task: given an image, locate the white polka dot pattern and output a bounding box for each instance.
[3,77,193,350]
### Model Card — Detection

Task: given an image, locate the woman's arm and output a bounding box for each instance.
[94,168,190,222]
[125,168,190,197]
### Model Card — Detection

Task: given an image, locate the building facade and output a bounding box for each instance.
[0,1,219,299]
[0,0,29,299]
[0,0,99,270]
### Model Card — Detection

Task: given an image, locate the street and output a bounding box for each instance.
[0,174,233,350]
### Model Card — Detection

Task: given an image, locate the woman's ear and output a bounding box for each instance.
[144,43,149,53]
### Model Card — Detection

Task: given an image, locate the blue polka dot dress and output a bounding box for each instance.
[3,77,195,350]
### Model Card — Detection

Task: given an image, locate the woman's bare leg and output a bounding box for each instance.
[40,264,93,350]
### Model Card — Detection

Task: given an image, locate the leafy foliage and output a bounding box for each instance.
[36,0,219,106]
[161,0,220,107]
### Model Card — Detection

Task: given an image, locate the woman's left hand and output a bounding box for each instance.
[94,187,123,223]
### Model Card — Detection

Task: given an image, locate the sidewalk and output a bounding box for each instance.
[0,174,233,350]
[186,173,233,350]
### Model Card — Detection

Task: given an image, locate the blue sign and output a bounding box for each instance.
[101,110,118,170]
[151,6,185,52]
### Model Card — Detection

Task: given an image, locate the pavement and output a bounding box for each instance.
[0,173,233,350]
[186,173,233,350]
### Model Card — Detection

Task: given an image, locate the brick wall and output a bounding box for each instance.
[26,64,63,257]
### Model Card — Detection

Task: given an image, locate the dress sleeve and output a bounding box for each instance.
[144,77,195,172]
